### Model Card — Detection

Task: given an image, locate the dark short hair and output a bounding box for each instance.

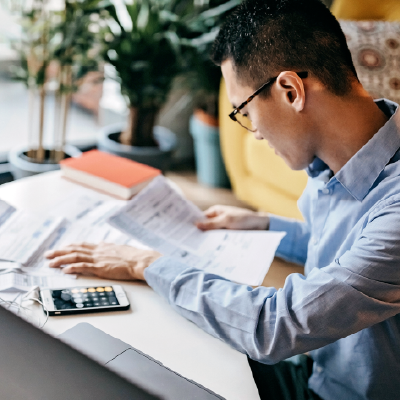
[211,0,358,96]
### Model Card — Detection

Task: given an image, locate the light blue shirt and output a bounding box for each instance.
[145,99,400,400]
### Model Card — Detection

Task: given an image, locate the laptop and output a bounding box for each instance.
[0,305,224,399]
[0,305,158,400]
[59,322,225,400]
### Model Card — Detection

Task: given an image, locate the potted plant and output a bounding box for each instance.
[97,0,187,171]
[7,0,107,179]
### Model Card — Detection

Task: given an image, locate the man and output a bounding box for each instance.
[46,0,400,399]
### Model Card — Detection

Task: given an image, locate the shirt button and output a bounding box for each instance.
[312,237,318,245]
[321,188,330,195]
[316,366,323,373]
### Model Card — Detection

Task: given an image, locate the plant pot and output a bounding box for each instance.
[98,123,177,172]
[8,145,82,180]
[189,112,230,188]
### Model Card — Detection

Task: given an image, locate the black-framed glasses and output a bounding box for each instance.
[229,71,309,132]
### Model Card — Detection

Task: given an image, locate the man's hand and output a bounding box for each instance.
[196,205,270,231]
[45,242,162,281]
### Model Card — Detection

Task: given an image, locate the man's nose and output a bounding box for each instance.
[253,129,263,140]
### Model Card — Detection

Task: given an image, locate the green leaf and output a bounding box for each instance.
[137,1,150,31]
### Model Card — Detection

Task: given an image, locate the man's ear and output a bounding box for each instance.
[275,72,306,112]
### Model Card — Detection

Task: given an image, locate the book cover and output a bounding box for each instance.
[60,150,161,199]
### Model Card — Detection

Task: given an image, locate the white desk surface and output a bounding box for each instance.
[0,171,261,400]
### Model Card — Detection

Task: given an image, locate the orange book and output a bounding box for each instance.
[60,150,161,199]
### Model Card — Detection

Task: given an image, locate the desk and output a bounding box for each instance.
[0,171,304,400]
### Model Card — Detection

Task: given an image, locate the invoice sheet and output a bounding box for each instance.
[108,176,286,286]
[47,187,125,223]
[0,272,76,292]
[52,201,149,248]
[0,210,65,266]
[28,200,150,275]
[0,199,16,227]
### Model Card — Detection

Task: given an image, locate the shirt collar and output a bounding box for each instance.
[306,99,400,201]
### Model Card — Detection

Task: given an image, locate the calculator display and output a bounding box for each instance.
[51,287,120,310]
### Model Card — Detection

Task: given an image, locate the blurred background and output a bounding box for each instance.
[0,0,332,183]
[1,0,400,218]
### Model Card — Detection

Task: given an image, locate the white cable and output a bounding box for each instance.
[0,286,49,329]
[27,297,49,329]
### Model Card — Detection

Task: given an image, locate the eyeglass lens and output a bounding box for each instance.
[234,112,254,131]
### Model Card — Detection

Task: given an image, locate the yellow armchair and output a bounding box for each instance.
[331,0,400,21]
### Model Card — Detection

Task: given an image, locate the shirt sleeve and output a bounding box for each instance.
[144,200,400,364]
[268,215,310,265]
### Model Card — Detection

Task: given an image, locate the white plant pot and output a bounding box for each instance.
[8,145,82,180]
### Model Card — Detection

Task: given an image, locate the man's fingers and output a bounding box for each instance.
[67,242,97,249]
[203,206,222,218]
[63,262,95,275]
[197,215,227,231]
[45,247,92,259]
[49,252,94,268]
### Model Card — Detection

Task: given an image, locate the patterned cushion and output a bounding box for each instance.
[340,20,400,103]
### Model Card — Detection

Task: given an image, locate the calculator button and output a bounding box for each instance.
[72,297,83,303]
[93,302,100,306]
[99,293,106,297]
[61,293,72,302]
[84,302,93,308]
[110,301,117,305]
[54,300,63,309]
[108,297,117,303]
[76,303,84,308]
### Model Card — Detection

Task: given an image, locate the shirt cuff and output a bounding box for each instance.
[144,256,189,301]
[268,214,297,259]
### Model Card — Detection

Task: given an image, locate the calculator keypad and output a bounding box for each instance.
[51,287,120,310]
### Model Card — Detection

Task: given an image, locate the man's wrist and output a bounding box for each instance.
[256,212,270,230]
[131,252,162,281]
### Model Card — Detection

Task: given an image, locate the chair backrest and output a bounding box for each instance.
[331,0,400,21]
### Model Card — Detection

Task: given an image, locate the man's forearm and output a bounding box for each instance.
[269,215,310,265]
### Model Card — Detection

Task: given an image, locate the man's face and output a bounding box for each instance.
[221,59,316,171]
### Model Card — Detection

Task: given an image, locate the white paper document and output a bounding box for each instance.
[0,196,143,293]
[28,201,148,275]
[48,201,149,249]
[0,272,76,292]
[0,199,16,227]
[108,176,285,286]
[0,208,65,266]
[47,186,125,223]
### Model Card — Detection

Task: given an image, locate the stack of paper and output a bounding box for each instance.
[0,188,148,293]
[108,176,285,286]
[0,176,286,292]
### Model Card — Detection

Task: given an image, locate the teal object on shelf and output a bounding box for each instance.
[190,115,230,188]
